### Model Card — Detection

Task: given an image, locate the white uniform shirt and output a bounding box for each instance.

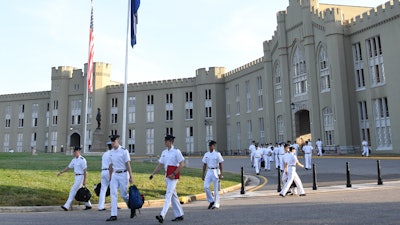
[316,140,322,148]
[68,156,87,174]
[292,143,299,151]
[159,145,185,171]
[249,144,256,155]
[252,148,263,159]
[283,152,291,165]
[101,150,111,169]
[202,150,224,168]
[265,146,273,156]
[109,146,130,171]
[278,145,285,155]
[303,145,313,154]
[362,140,368,147]
[286,153,298,167]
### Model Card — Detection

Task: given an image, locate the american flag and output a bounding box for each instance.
[130,0,140,47]
[87,1,94,93]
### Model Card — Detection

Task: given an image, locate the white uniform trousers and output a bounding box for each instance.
[304,153,312,169]
[204,169,220,208]
[274,154,279,168]
[281,170,298,195]
[253,157,262,174]
[362,146,369,156]
[110,172,129,216]
[317,146,323,156]
[63,175,92,209]
[280,166,305,196]
[263,155,271,170]
[279,155,285,170]
[98,170,110,210]
[161,178,184,218]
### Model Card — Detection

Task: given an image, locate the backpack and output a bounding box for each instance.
[94,182,110,197]
[75,186,92,202]
[128,185,144,210]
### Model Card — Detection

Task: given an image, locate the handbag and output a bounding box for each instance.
[75,186,92,202]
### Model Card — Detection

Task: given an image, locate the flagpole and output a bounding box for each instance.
[84,0,94,153]
[122,0,131,147]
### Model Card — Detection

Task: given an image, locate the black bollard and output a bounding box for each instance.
[346,162,352,188]
[277,166,281,192]
[377,160,383,185]
[240,166,245,194]
[312,163,318,190]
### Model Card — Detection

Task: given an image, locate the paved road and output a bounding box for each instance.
[1,156,400,225]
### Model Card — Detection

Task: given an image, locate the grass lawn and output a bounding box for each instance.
[0,152,241,206]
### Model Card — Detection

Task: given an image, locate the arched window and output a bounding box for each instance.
[292,46,307,96]
[274,62,282,102]
[322,107,334,145]
[277,115,284,143]
[319,47,330,92]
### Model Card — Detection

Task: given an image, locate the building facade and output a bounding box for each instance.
[1,0,399,155]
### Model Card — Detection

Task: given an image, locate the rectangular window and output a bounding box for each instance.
[358,101,370,146]
[245,80,251,112]
[128,96,136,123]
[366,36,385,86]
[372,97,391,149]
[205,89,211,100]
[146,128,154,154]
[111,113,118,124]
[257,76,263,110]
[166,127,173,136]
[186,126,194,153]
[226,88,230,117]
[185,92,192,102]
[166,110,173,121]
[235,84,240,115]
[147,95,154,122]
[166,93,173,103]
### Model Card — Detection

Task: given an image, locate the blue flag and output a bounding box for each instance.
[130,0,140,47]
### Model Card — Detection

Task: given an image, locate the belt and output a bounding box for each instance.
[208,167,217,169]
[305,153,311,154]
[115,170,127,173]
[102,168,109,170]
[75,174,83,176]
[289,165,296,167]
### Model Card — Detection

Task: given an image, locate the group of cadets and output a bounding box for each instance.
[249,139,320,174]
[249,139,324,197]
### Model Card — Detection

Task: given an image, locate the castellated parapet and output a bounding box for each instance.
[0,91,50,101]
[347,0,400,34]
[223,57,264,77]
[51,66,75,79]
[107,77,197,93]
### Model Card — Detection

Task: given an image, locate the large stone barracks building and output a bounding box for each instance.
[1,0,400,155]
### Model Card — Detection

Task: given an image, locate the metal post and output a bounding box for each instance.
[240,166,245,194]
[346,162,352,188]
[377,160,383,185]
[312,163,318,190]
[277,166,281,192]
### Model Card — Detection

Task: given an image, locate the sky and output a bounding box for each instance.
[0,0,386,94]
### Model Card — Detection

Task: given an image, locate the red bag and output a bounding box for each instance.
[166,165,180,179]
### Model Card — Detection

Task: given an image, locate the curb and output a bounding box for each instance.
[0,176,251,213]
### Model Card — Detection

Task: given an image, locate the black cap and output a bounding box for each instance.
[73,146,81,151]
[208,140,217,146]
[164,134,175,141]
[109,134,120,142]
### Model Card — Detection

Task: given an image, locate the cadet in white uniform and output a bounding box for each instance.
[361,139,369,157]
[302,141,313,170]
[150,135,185,223]
[98,141,112,211]
[248,140,256,167]
[58,146,92,211]
[292,141,299,157]
[202,140,224,209]
[106,135,133,221]
[251,143,263,175]
[263,144,273,171]
[279,147,306,197]
[315,138,323,156]
[278,143,285,171]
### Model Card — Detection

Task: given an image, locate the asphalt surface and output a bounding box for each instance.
[1,156,400,225]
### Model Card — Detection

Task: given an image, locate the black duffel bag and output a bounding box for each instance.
[75,186,92,202]
[94,182,110,197]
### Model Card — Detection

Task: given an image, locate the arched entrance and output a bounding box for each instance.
[70,133,81,148]
[294,110,311,146]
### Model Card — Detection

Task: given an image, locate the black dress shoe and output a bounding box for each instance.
[279,193,285,197]
[84,206,92,210]
[156,215,164,223]
[98,208,106,211]
[299,194,307,196]
[130,209,136,218]
[171,216,184,222]
[106,216,117,221]
[61,206,68,211]
[208,202,215,209]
